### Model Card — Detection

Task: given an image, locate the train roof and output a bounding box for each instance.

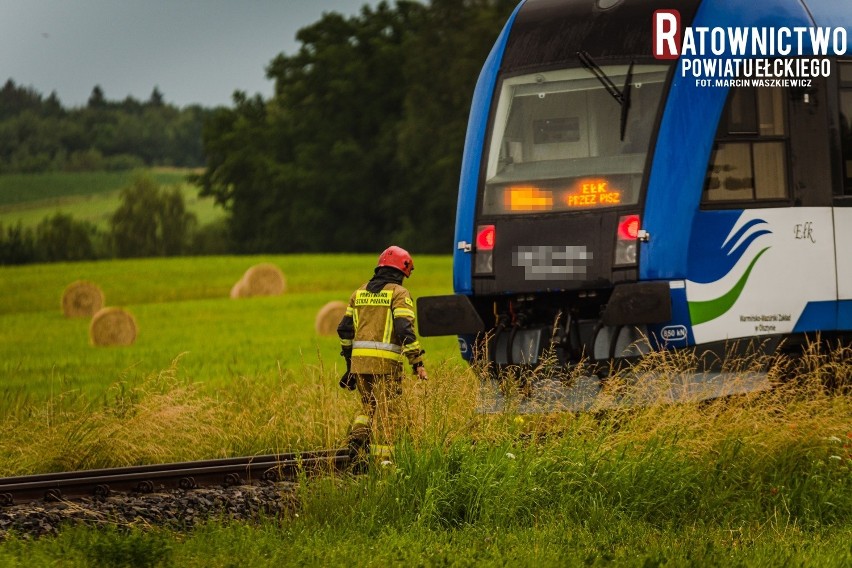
[803,0,852,48]
[503,0,852,73]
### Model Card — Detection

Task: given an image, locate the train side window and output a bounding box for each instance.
[839,63,852,195]
[703,87,788,204]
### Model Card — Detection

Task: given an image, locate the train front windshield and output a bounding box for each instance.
[482,65,669,215]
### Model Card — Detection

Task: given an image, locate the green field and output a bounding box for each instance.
[1,256,850,565]
[0,169,224,230]
[0,255,460,404]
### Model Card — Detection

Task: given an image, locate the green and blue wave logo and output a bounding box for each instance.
[687,213,771,326]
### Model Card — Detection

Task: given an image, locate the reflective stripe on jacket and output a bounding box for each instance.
[337,282,423,374]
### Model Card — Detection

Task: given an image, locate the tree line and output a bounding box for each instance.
[2,0,517,260]
[196,0,517,254]
[0,80,209,173]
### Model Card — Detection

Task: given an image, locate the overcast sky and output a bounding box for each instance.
[1,0,389,108]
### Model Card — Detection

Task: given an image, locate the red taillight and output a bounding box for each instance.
[476,225,496,250]
[617,215,640,240]
[614,214,640,266]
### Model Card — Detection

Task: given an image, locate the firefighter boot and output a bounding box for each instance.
[346,414,371,474]
[370,443,394,468]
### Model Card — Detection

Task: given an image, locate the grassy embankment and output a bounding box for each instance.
[0,257,850,566]
[0,169,222,230]
[0,255,461,469]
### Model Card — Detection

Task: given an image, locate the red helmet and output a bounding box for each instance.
[377,245,414,277]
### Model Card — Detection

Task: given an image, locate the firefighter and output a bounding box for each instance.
[337,245,428,465]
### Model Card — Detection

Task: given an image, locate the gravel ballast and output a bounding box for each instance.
[0,482,298,539]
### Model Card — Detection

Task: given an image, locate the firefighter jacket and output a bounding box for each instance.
[337,282,424,375]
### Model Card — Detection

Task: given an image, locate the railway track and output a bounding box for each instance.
[0,448,352,507]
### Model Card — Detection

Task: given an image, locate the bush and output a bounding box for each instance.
[104,153,145,171]
[34,212,99,262]
[63,149,105,172]
[109,175,197,257]
[0,221,37,264]
[189,218,233,255]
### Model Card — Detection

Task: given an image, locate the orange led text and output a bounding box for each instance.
[564,180,622,208]
[505,186,554,211]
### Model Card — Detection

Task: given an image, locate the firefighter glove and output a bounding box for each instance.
[339,371,357,390]
[413,361,428,381]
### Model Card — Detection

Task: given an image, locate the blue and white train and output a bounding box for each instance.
[418,0,852,376]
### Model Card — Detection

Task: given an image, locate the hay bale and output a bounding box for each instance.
[315,300,347,336]
[239,263,286,297]
[89,307,137,347]
[229,278,248,299]
[61,280,105,318]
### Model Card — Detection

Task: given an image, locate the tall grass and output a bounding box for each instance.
[0,343,849,563]
[1,257,849,563]
[2,343,849,517]
[2,344,849,564]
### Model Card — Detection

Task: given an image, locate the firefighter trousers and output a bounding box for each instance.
[346,373,403,461]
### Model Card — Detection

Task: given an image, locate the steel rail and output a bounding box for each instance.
[0,448,352,506]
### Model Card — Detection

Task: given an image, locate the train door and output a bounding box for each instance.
[834,62,852,330]
[686,83,838,345]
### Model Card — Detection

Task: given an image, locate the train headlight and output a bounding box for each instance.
[614,214,639,266]
[475,224,495,274]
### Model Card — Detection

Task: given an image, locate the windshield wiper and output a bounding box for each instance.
[577,51,634,141]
